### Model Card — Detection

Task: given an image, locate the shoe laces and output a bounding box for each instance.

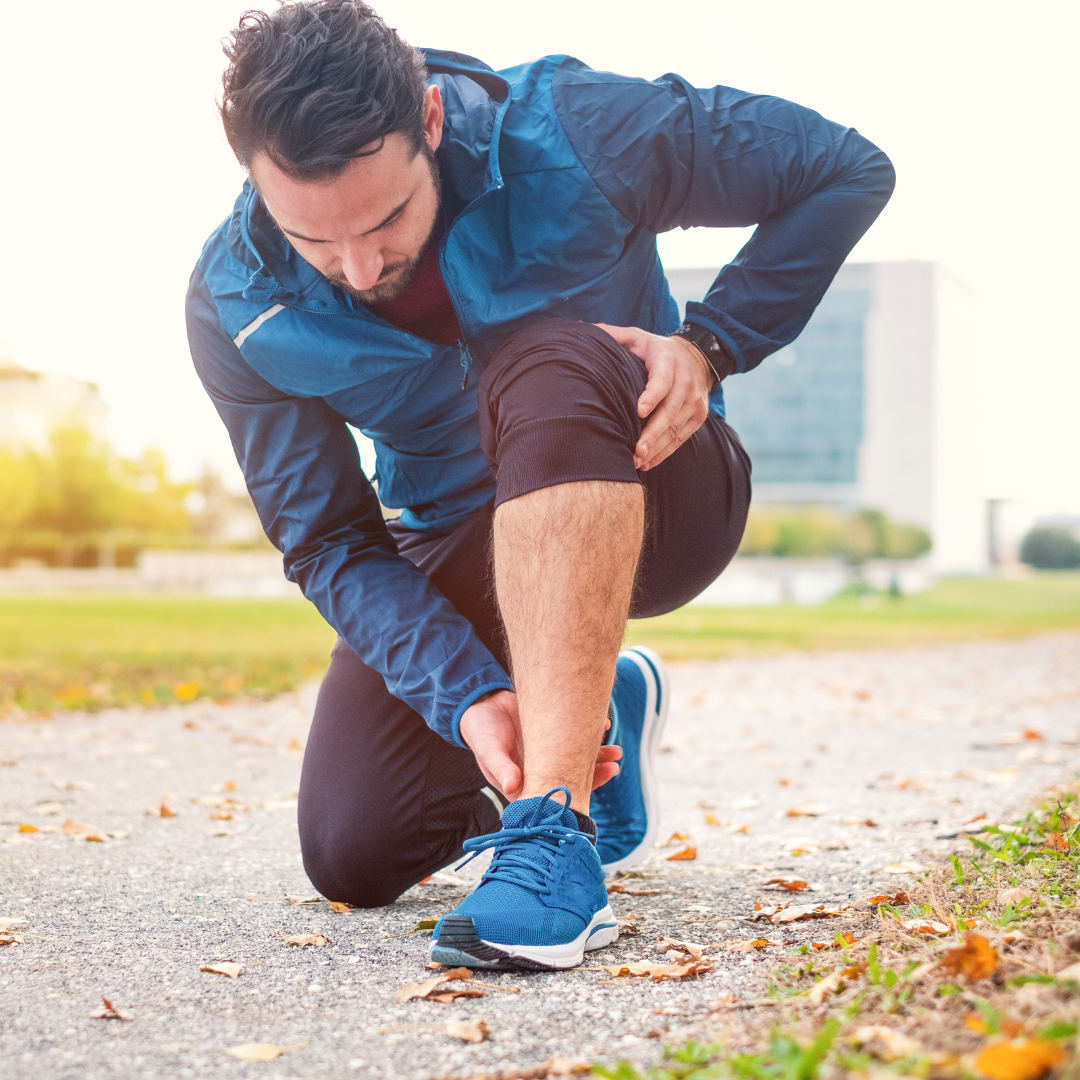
[455,786,584,896]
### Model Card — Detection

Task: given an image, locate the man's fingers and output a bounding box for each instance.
[593,322,641,350]
[636,360,674,422]
[591,761,621,790]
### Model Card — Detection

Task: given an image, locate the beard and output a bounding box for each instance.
[328,147,442,305]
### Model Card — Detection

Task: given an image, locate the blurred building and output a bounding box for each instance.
[667,261,984,572]
[0,343,108,451]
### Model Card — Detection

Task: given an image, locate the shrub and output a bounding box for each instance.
[1020,527,1080,570]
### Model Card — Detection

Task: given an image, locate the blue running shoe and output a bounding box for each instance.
[591,646,669,872]
[429,788,617,970]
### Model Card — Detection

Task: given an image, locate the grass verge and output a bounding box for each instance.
[0,594,337,714]
[593,782,1080,1080]
[625,574,1080,662]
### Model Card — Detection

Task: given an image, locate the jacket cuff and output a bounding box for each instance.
[449,678,515,749]
[682,310,747,375]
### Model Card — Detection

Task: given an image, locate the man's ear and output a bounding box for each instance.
[422,84,444,153]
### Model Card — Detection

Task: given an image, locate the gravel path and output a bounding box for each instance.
[2,633,1079,1080]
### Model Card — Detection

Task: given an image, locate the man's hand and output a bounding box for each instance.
[595,324,715,471]
[459,689,622,801]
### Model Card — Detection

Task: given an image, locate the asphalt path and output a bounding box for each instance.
[1,632,1079,1080]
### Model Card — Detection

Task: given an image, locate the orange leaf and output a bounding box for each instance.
[975,1039,1065,1080]
[662,831,691,846]
[666,846,697,861]
[1042,832,1069,853]
[159,803,176,818]
[703,813,721,826]
[940,933,998,980]
[779,880,808,892]
[17,824,38,833]
[394,967,474,1002]
[1021,728,1044,741]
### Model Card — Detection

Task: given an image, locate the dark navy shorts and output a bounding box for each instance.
[298,320,751,906]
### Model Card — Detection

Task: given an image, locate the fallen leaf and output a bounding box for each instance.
[666,846,696,861]
[281,934,330,947]
[201,962,243,978]
[726,823,753,834]
[807,969,848,1004]
[597,959,712,981]
[902,919,951,935]
[765,878,809,892]
[1041,833,1069,853]
[939,933,999,980]
[883,861,927,874]
[975,1039,1065,1080]
[159,803,177,818]
[443,1019,489,1043]
[748,902,847,924]
[329,902,353,914]
[786,802,828,817]
[615,919,640,936]
[999,888,1036,907]
[32,801,64,816]
[285,894,321,906]
[844,817,878,827]
[703,813,722,826]
[851,1026,922,1062]
[866,893,910,905]
[0,918,23,931]
[656,937,704,960]
[607,884,659,896]
[1022,728,1044,741]
[395,967,475,1003]
[896,777,927,792]
[967,1014,1025,1037]
[89,996,133,1021]
[0,932,25,946]
[208,812,232,821]
[722,939,774,952]
[63,818,103,837]
[661,831,691,847]
[225,1044,285,1062]
[17,824,38,833]
[287,738,303,751]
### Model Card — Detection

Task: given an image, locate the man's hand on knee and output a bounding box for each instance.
[594,323,714,472]
[459,689,622,802]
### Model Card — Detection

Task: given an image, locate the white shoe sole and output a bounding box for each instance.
[600,645,669,873]
[430,904,618,970]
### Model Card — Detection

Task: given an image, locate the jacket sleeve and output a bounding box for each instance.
[551,61,896,371]
[185,269,512,745]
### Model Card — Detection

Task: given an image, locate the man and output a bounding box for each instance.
[186,0,893,970]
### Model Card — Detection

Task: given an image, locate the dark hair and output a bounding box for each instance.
[220,0,427,181]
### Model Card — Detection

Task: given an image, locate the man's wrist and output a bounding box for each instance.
[671,322,736,386]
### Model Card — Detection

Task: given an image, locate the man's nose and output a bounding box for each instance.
[339,244,384,292]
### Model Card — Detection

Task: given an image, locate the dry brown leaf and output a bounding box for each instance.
[201,962,243,978]
[748,902,847,924]
[703,813,722,826]
[896,777,927,792]
[998,887,1036,906]
[938,933,999,980]
[89,996,133,1021]
[844,817,878,827]
[394,967,474,1002]
[975,1039,1065,1080]
[159,803,177,818]
[63,818,103,839]
[444,1019,489,1043]
[1041,832,1069,853]
[17,824,38,833]
[0,932,25,946]
[281,934,330,947]
[807,969,847,1004]
[727,823,753,834]
[661,831,691,846]
[597,959,712,981]
[606,884,659,896]
[765,877,809,892]
[615,918,640,936]
[902,918,951,935]
[328,902,352,913]
[866,892,910,905]
[722,939,774,952]
[786,802,828,817]
[666,845,697,861]
[851,1026,922,1062]
[656,936,704,960]
[225,1044,285,1062]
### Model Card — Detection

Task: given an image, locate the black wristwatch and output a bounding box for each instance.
[671,321,736,386]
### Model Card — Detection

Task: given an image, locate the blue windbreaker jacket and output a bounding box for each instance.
[186,50,894,745]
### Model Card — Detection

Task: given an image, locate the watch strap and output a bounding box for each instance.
[671,321,736,384]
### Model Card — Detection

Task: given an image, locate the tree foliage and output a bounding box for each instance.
[1020,527,1080,570]
[739,506,931,560]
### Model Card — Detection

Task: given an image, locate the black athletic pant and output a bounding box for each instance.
[297,320,751,907]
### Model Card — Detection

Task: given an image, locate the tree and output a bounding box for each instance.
[1020,527,1080,570]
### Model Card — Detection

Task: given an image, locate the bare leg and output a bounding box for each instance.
[493,480,644,814]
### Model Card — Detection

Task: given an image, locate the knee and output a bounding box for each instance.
[299,817,417,909]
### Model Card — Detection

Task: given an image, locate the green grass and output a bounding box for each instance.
[2,574,1079,714]
[626,573,1080,661]
[0,594,337,713]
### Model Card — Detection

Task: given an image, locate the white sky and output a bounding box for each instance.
[0,0,1076,529]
